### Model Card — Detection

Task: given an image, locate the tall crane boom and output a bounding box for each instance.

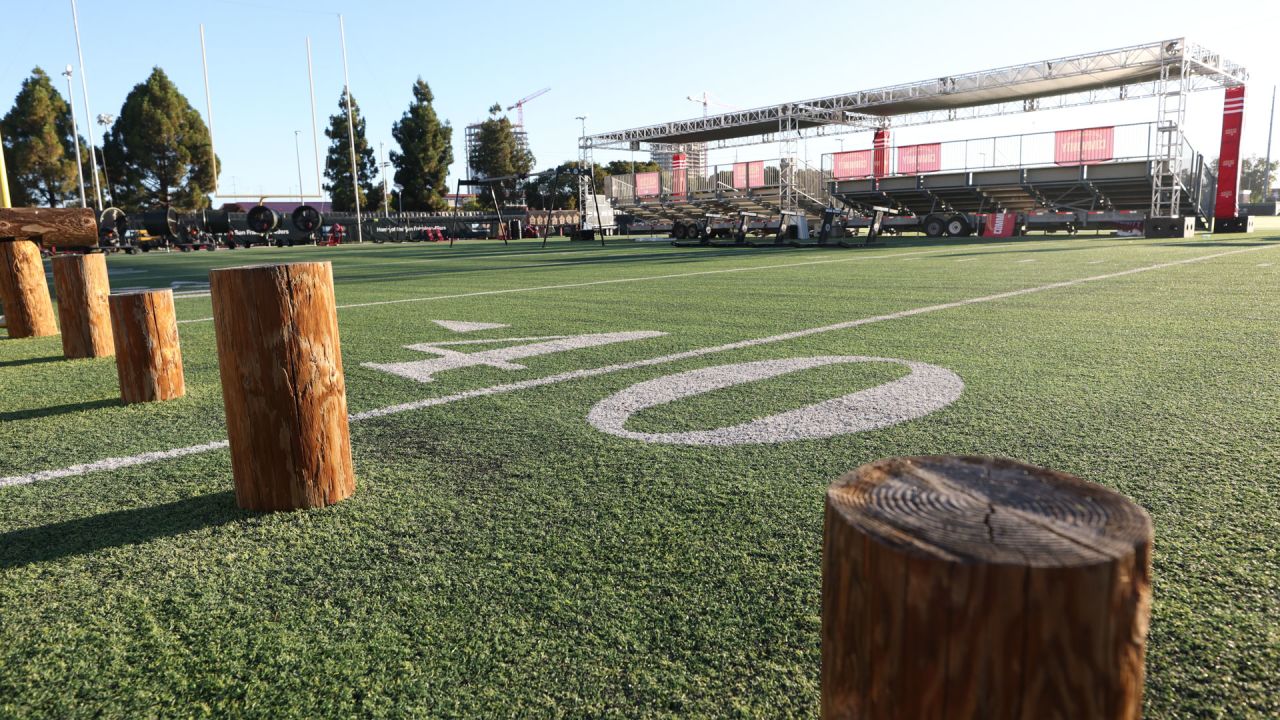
[507,87,550,127]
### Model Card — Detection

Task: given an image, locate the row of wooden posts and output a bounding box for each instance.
[1,208,1152,718]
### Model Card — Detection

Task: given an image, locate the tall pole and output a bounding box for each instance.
[379,142,390,217]
[200,24,219,197]
[1265,85,1276,201]
[70,0,102,211]
[63,66,87,208]
[306,37,322,197]
[294,131,305,204]
[338,15,363,242]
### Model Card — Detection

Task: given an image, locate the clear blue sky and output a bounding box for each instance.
[3,0,1277,204]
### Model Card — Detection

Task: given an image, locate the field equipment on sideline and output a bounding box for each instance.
[246,205,282,235]
[141,208,178,239]
[291,205,324,235]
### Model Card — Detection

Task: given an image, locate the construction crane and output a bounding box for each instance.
[507,87,550,128]
[686,91,737,117]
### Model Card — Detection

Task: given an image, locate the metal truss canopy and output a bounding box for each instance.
[583,38,1247,151]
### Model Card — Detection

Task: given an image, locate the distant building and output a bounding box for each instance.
[651,143,707,174]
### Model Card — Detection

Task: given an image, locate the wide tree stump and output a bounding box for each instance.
[108,289,185,404]
[0,207,98,247]
[52,253,114,358]
[822,456,1152,720]
[209,261,355,511]
[0,240,57,338]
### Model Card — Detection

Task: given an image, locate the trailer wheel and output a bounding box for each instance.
[946,214,972,237]
[922,214,946,237]
[673,222,688,240]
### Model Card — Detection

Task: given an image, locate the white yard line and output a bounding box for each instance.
[172,238,1103,325]
[3,241,1273,490]
[1016,258,1037,264]
[172,247,944,324]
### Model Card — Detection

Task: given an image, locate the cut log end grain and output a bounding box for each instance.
[826,455,1152,567]
[822,456,1153,720]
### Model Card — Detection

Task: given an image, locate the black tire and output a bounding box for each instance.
[946,214,972,237]
[673,222,688,240]
[922,214,946,237]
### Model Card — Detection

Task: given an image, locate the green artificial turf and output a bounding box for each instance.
[1,232,1278,717]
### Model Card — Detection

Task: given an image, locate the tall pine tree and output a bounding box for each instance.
[469,103,534,208]
[323,89,379,212]
[0,67,81,207]
[102,67,217,211]
[390,79,452,211]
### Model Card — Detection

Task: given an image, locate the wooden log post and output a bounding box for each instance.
[108,289,185,404]
[209,261,355,511]
[52,253,114,358]
[822,456,1152,720]
[0,239,57,338]
[0,208,98,340]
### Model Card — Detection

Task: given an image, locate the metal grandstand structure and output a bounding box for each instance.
[580,38,1247,223]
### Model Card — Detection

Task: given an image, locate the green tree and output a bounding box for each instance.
[604,159,660,176]
[0,67,81,206]
[102,67,217,211]
[468,103,534,207]
[390,79,452,212]
[323,89,379,213]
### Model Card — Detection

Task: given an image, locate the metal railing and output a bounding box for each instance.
[821,122,1164,179]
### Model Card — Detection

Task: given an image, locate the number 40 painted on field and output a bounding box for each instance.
[364,329,962,446]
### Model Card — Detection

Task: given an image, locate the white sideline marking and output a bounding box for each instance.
[955,258,978,263]
[1258,263,1272,268]
[1016,259,1037,264]
[2,241,1273,490]
[1088,260,1107,265]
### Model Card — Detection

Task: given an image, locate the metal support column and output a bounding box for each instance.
[1151,51,1189,218]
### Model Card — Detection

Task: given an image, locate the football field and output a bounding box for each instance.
[1,233,1278,717]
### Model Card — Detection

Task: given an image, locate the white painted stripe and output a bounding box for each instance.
[172,247,972,325]
[1016,259,1037,264]
[1087,260,1107,265]
[1258,263,1272,267]
[955,258,978,263]
[0,441,229,489]
[2,241,1273,490]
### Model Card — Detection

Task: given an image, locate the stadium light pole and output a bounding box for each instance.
[338,14,363,242]
[69,0,102,211]
[63,66,88,208]
[96,113,114,205]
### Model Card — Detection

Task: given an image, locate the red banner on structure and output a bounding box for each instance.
[980,212,1018,237]
[873,129,890,178]
[833,150,874,180]
[1214,86,1245,219]
[747,161,765,188]
[1054,126,1114,165]
[897,143,942,175]
[636,172,660,197]
[732,163,748,190]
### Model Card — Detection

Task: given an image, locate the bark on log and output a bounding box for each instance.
[209,261,354,511]
[108,289,185,403]
[822,455,1152,720]
[0,239,57,338]
[52,253,114,358]
[0,207,98,247]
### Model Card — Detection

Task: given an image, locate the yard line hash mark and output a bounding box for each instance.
[3,241,1274,489]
